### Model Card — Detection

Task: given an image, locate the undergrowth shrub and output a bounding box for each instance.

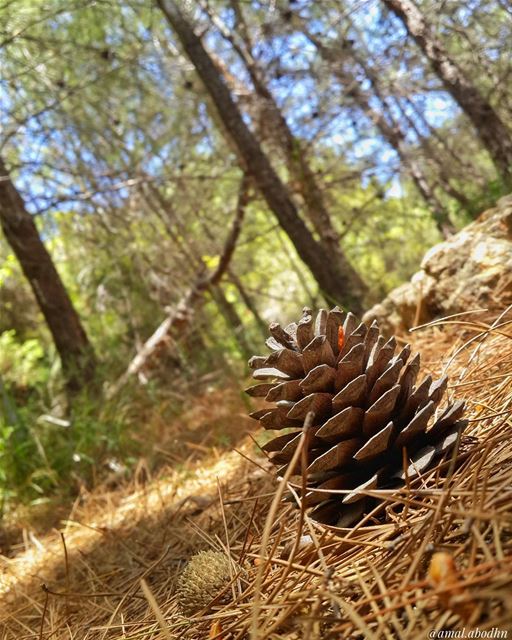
[0,339,148,512]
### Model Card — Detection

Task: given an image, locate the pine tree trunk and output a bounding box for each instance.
[339,21,474,214]
[254,88,366,287]
[156,0,367,313]
[305,29,455,237]
[200,12,366,299]
[0,159,95,391]
[392,98,474,209]
[382,0,512,185]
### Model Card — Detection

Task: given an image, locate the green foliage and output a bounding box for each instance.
[0,245,40,338]
[465,176,511,218]
[0,253,16,286]
[0,379,46,507]
[0,330,49,388]
[0,329,138,506]
[0,370,144,508]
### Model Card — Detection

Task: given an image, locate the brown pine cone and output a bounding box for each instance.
[246,307,467,528]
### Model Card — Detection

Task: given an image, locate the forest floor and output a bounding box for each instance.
[1,309,512,639]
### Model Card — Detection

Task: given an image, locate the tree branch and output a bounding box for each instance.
[108,174,250,396]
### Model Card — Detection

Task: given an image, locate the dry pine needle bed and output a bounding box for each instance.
[1,308,511,639]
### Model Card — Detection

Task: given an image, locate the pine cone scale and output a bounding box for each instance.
[286,392,332,421]
[335,344,365,390]
[266,379,302,402]
[307,437,361,474]
[368,359,403,405]
[395,400,436,447]
[354,421,394,461]
[262,430,301,452]
[300,364,336,394]
[332,374,367,411]
[246,382,275,397]
[316,406,364,442]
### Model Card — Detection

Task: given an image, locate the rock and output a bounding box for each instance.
[363,195,512,335]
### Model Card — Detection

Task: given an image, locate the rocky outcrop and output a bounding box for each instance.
[363,194,512,335]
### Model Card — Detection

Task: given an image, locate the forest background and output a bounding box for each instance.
[1,0,511,517]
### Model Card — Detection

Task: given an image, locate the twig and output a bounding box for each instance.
[39,586,49,640]
[140,578,173,640]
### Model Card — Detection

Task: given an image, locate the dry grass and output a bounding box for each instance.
[1,308,511,639]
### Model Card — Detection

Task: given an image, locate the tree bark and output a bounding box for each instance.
[156,0,367,313]
[200,3,367,294]
[382,0,512,185]
[0,158,95,390]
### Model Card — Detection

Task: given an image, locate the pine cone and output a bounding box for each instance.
[176,550,234,614]
[246,307,467,528]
